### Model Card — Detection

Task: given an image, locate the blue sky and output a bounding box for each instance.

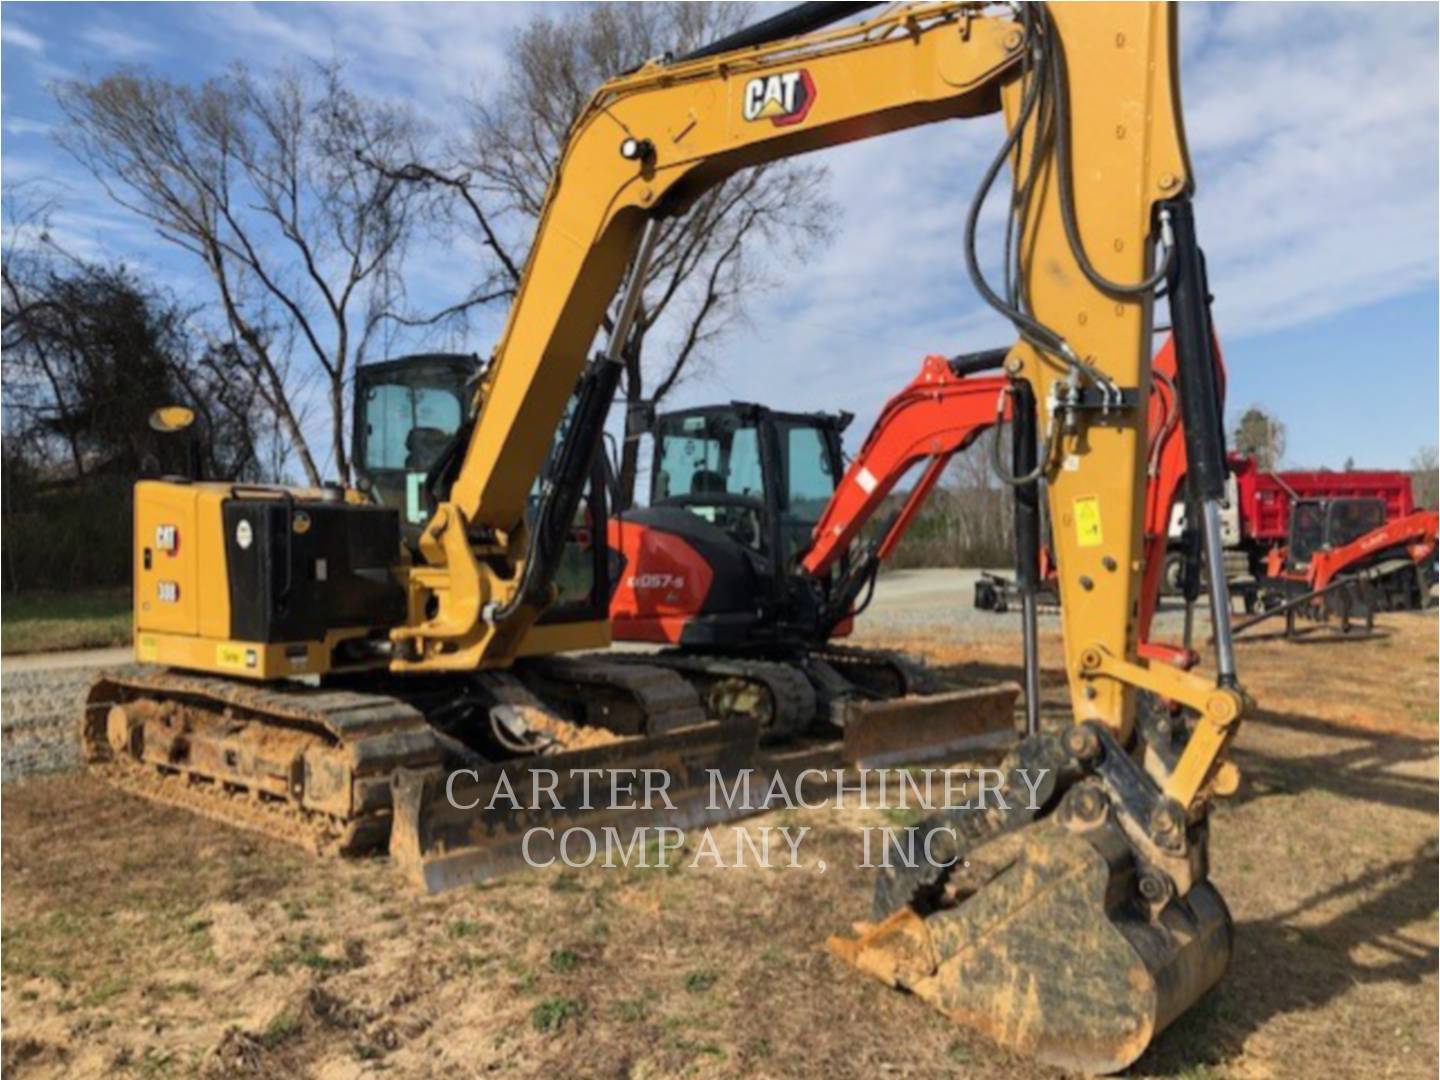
[3,2,1437,472]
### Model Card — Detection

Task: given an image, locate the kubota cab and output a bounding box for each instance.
[608,402,854,647]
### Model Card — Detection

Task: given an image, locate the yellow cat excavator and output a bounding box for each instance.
[85,3,1248,1070]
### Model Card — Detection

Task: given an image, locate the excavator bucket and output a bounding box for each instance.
[390,719,759,892]
[840,682,1019,768]
[830,730,1234,1074]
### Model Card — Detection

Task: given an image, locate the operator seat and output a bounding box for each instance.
[405,427,452,473]
[691,468,726,495]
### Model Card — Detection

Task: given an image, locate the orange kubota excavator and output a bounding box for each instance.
[610,332,1217,726]
[87,3,1249,1070]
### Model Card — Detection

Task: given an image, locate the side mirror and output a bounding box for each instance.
[149,405,196,434]
[626,401,656,439]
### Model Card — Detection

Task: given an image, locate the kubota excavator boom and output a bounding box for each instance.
[798,333,1222,661]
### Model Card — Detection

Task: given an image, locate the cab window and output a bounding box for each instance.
[1288,502,1326,567]
[363,384,463,473]
[776,420,838,561]
[654,414,763,502]
[1326,499,1386,548]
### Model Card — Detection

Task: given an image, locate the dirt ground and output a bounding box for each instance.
[2,612,1436,1078]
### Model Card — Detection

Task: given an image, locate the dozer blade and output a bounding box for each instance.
[830,802,1233,1073]
[390,719,759,893]
[841,682,1020,768]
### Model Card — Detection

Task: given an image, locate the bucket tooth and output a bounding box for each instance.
[832,820,1232,1074]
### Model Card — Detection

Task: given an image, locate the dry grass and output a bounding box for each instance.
[2,612,1436,1078]
[1,590,131,655]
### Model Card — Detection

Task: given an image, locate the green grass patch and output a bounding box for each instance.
[266,932,349,975]
[456,952,490,974]
[683,969,718,994]
[1,588,131,654]
[281,900,309,922]
[548,948,579,973]
[613,997,649,1023]
[446,919,480,940]
[78,975,130,1009]
[530,996,583,1033]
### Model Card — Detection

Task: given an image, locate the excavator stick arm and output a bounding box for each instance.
[1137,333,1228,657]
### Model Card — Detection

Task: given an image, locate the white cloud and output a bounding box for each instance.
[201,3,338,67]
[1,21,44,53]
[81,25,163,60]
[194,2,526,110]
[690,2,1438,434]
[2,114,52,137]
[1178,3,1437,339]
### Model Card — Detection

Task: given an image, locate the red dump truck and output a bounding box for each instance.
[1165,454,1417,586]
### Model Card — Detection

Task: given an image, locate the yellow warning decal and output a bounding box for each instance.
[216,643,252,671]
[137,635,159,662]
[1074,496,1103,548]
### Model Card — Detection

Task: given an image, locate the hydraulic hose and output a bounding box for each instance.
[677,3,878,62]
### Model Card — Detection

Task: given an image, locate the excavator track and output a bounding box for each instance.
[515,656,709,735]
[83,671,442,856]
[621,653,818,741]
[807,643,940,697]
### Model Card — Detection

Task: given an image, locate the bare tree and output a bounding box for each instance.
[382,3,835,505]
[1411,446,1438,510]
[54,63,426,485]
[2,188,87,477]
[2,192,274,591]
[1233,405,1287,471]
[3,190,266,485]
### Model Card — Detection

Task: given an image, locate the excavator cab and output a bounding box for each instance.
[651,403,847,565]
[1285,497,1387,572]
[353,354,480,532]
[354,354,610,623]
[611,401,851,646]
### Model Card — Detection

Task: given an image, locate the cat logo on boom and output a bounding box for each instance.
[743,70,816,126]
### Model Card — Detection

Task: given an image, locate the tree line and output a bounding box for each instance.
[2,3,833,593]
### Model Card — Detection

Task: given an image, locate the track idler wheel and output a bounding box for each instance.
[831,730,1234,1073]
